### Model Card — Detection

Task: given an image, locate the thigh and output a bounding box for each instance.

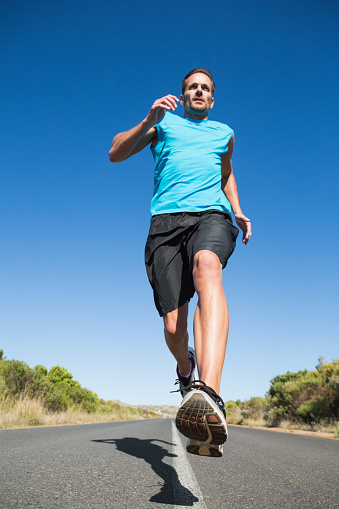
[186,211,239,271]
[145,239,195,317]
[145,213,207,316]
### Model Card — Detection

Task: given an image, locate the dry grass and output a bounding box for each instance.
[277,419,339,435]
[0,395,46,428]
[226,406,242,424]
[0,395,160,429]
[225,404,338,437]
[241,417,268,428]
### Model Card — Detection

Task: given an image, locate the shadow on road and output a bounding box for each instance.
[92,437,199,506]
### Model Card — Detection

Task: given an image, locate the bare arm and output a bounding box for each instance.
[109,94,179,163]
[221,135,252,244]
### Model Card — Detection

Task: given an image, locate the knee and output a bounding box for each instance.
[193,251,222,289]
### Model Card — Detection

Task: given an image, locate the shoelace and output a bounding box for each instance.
[172,377,190,389]
[171,379,225,408]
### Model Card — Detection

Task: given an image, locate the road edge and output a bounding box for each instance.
[228,423,337,440]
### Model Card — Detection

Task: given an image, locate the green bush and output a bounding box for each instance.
[241,397,267,420]
[34,365,48,377]
[267,359,339,424]
[0,359,32,396]
[0,375,7,396]
[0,351,100,413]
[225,401,239,409]
[66,385,100,412]
[224,401,241,422]
[48,365,80,387]
[2,348,337,428]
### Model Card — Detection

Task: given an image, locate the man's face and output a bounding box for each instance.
[180,72,214,118]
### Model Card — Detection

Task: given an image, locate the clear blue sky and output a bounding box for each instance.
[1,0,338,406]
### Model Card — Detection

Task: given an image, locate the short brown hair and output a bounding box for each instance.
[182,68,215,95]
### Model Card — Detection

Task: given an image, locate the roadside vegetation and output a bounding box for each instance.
[0,349,159,429]
[1,349,338,436]
[225,358,339,437]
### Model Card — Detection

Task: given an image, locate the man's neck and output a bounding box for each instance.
[183,111,209,121]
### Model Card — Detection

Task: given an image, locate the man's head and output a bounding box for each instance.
[180,68,215,119]
[181,68,215,95]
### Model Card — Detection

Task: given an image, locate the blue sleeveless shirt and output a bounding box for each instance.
[150,112,233,216]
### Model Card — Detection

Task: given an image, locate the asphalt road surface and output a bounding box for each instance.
[1,419,338,508]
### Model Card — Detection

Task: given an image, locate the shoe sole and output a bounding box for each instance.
[176,390,227,445]
[186,439,223,457]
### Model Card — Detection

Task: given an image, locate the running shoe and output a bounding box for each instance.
[175,380,228,445]
[186,439,223,458]
[175,346,196,397]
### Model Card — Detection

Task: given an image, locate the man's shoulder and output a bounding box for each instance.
[207,118,233,132]
[159,112,183,125]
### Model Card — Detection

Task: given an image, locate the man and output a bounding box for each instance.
[109,68,251,457]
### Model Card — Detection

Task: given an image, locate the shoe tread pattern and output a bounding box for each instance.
[176,392,227,445]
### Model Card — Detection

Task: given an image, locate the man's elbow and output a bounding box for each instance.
[221,171,232,186]
[109,149,116,162]
[109,148,122,163]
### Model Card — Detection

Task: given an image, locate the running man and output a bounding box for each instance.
[109,68,251,457]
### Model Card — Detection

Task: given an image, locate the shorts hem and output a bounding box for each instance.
[191,246,229,270]
[156,295,194,317]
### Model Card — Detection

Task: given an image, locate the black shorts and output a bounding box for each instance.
[145,210,239,316]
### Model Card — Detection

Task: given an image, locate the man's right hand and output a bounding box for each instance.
[109,95,179,163]
[146,95,179,126]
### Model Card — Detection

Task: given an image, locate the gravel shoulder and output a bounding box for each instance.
[229,423,336,440]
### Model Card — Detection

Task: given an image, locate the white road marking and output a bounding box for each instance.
[171,420,208,508]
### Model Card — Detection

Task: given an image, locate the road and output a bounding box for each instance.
[1,419,338,508]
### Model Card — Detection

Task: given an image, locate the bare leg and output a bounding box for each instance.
[163,302,191,377]
[193,250,228,394]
